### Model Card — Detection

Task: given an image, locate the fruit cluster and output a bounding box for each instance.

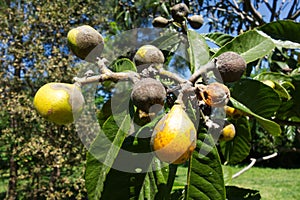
[33,20,247,164]
[152,3,204,30]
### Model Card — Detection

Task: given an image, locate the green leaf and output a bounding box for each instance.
[187,30,210,73]
[231,79,281,118]
[203,32,234,47]
[253,72,293,82]
[187,132,225,200]
[230,98,281,136]
[111,58,137,72]
[85,112,132,200]
[220,118,251,165]
[257,20,300,43]
[214,30,275,63]
[151,31,181,52]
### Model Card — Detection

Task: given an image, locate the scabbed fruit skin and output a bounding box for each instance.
[131,78,166,113]
[151,104,197,164]
[171,3,190,23]
[215,51,246,83]
[219,123,236,142]
[33,83,85,125]
[67,25,104,62]
[152,16,169,28]
[133,45,165,72]
[187,15,204,29]
[199,82,230,107]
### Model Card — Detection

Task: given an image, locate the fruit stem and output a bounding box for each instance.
[156,66,189,84]
[73,57,140,85]
[189,61,216,84]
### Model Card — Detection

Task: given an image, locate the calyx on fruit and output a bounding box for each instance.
[152,16,170,28]
[198,82,230,107]
[170,3,190,23]
[131,78,166,113]
[33,83,85,125]
[219,123,236,142]
[67,25,104,62]
[133,45,165,72]
[187,15,204,29]
[151,104,197,164]
[215,51,246,83]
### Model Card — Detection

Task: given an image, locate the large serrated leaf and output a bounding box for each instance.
[186,132,225,200]
[214,30,275,63]
[203,32,234,47]
[230,98,281,136]
[187,30,210,73]
[220,118,251,165]
[257,20,300,44]
[231,79,281,118]
[151,31,181,52]
[86,112,132,200]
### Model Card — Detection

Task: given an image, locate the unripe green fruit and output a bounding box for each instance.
[131,78,166,113]
[187,15,204,29]
[152,16,169,28]
[215,51,246,83]
[34,83,84,125]
[171,3,190,23]
[133,45,165,72]
[67,25,104,62]
[151,104,197,164]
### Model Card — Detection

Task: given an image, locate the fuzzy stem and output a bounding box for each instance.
[73,58,140,85]
[189,61,216,84]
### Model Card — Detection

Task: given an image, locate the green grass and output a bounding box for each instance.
[174,165,300,200]
[227,166,300,200]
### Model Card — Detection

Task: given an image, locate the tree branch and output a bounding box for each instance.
[243,0,265,25]
[289,9,300,20]
[287,0,298,19]
[73,58,140,85]
[189,61,216,84]
[232,152,278,179]
[263,0,277,21]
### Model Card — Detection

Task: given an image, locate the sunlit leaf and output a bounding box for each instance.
[214,30,275,63]
[187,30,210,73]
[186,131,225,200]
[203,32,234,47]
[85,112,131,200]
[257,20,300,43]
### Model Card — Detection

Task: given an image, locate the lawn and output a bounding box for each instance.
[227,166,300,200]
[174,165,300,200]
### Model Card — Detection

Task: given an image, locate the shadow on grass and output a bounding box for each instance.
[226,186,261,200]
